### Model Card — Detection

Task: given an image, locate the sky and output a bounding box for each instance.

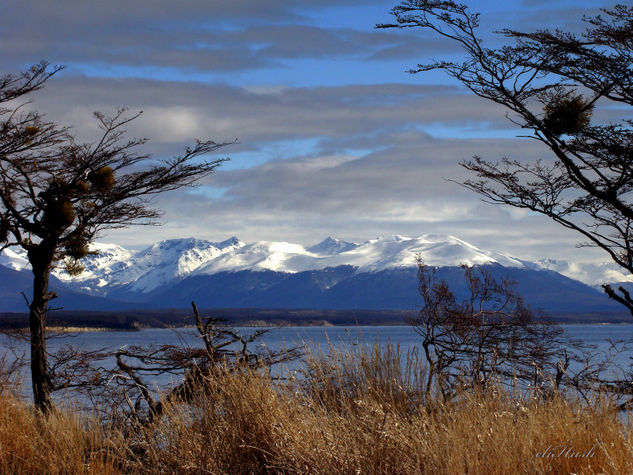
[0,0,618,262]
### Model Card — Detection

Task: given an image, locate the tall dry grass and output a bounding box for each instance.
[0,393,122,474]
[1,342,632,474]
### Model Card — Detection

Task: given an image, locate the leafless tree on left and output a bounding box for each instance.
[0,62,231,412]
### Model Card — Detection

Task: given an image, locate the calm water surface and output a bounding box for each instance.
[2,324,633,398]
[32,323,633,354]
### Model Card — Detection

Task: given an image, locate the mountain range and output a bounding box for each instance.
[0,234,631,317]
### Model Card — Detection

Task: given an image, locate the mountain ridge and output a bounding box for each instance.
[3,233,526,290]
[0,234,630,316]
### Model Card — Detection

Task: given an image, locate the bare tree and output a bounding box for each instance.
[379,3,633,314]
[0,63,230,412]
[410,259,566,402]
[113,302,303,425]
[411,259,633,409]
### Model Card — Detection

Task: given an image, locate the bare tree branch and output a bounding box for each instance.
[381,2,633,315]
[0,64,231,412]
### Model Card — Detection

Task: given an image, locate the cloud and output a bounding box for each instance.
[23,76,511,147]
[0,1,452,75]
[2,0,623,265]
[107,129,591,262]
[14,74,622,264]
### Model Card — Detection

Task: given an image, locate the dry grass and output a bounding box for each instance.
[0,394,121,474]
[2,343,633,474]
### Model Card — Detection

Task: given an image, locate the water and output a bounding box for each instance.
[561,324,633,346]
[33,323,633,357]
[3,324,633,400]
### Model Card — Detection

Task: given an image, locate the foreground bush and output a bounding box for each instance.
[1,344,632,474]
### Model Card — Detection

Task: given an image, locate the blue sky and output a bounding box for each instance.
[0,0,617,261]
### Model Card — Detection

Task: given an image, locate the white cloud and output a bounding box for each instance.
[1,0,623,267]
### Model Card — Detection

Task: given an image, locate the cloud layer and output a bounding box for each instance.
[0,0,617,263]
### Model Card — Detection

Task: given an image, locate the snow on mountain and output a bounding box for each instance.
[192,233,526,276]
[307,237,358,255]
[0,247,29,271]
[0,234,538,293]
[213,237,244,250]
[53,243,133,287]
[3,234,630,296]
[193,240,312,274]
[528,258,633,288]
[319,234,526,272]
[50,237,245,294]
[125,237,244,292]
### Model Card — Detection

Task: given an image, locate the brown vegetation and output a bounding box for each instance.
[0,395,120,474]
[411,261,567,404]
[0,342,632,474]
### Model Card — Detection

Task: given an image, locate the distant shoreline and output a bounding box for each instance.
[47,326,122,333]
[32,320,633,333]
[0,307,630,331]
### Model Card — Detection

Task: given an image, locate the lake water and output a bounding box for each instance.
[32,323,633,356]
[3,324,633,399]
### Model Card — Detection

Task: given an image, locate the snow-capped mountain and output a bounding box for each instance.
[527,258,633,288]
[2,234,628,292]
[52,237,245,294]
[53,233,529,293]
[307,237,358,255]
[0,234,628,315]
[191,233,528,276]
[0,247,29,271]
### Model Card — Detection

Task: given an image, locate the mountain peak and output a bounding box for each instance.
[148,237,213,251]
[308,237,358,255]
[213,236,244,249]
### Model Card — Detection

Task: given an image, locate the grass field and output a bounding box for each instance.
[0,344,631,474]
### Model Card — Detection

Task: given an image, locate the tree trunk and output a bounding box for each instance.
[28,250,55,413]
